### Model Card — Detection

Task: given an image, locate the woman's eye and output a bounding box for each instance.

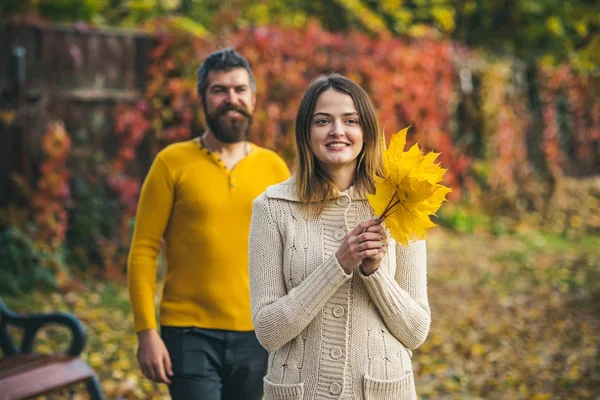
[315,119,329,125]
[347,119,359,125]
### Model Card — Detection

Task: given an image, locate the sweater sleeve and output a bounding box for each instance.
[249,196,352,352]
[359,240,431,350]
[127,156,174,333]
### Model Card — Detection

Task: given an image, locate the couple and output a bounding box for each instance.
[128,48,430,400]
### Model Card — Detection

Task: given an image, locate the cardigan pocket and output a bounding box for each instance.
[363,372,417,400]
[263,377,305,400]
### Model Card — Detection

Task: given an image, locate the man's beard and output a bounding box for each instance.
[204,103,253,143]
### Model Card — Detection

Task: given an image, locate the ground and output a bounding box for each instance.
[4,227,599,399]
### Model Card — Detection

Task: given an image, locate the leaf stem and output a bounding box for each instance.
[379,190,400,222]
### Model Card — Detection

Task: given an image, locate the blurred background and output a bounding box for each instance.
[0,0,598,399]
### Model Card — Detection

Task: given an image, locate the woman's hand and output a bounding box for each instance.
[335,219,387,275]
[359,221,387,275]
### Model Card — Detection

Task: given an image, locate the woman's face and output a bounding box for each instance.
[309,88,364,175]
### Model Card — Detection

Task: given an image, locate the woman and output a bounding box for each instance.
[248,73,430,399]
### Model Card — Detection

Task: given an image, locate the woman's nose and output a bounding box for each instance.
[330,120,344,136]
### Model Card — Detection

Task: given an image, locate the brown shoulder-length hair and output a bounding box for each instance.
[295,73,385,208]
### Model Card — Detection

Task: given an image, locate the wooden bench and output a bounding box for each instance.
[0,299,105,400]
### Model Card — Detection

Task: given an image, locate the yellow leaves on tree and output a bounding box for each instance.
[367,127,452,246]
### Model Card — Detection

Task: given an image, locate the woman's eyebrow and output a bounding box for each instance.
[312,112,358,117]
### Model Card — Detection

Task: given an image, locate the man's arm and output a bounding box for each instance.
[127,156,174,332]
[127,155,175,383]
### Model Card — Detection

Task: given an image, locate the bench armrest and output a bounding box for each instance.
[0,299,87,356]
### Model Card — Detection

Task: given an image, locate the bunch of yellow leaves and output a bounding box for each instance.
[367,127,452,246]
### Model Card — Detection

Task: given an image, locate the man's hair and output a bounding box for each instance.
[196,47,256,99]
[294,73,385,210]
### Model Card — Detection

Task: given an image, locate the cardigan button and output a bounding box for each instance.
[333,306,345,317]
[329,382,342,395]
[330,347,342,359]
[336,196,349,207]
[333,229,345,241]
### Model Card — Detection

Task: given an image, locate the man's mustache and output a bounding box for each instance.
[218,104,250,118]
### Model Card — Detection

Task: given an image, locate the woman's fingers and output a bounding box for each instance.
[357,232,383,243]
[354,240,385,252]
[358,246,386,259]
[362,224,387,244]
[348,222,387,254]
[364,223,384,234]
[353,219,380,235]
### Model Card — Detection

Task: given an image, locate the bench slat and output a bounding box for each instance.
[0,355,96,400]
[0,353,41,372]
[0,354,55,379]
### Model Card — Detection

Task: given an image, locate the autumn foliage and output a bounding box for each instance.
[86,21,600,283]
[2,20,599,291]
[1,121,72,292]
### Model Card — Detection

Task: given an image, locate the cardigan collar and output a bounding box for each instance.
[265,176,366,202]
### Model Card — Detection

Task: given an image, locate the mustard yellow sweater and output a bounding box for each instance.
[128,139,290,333]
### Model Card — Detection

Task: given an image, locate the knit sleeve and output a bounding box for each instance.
[249,196,352,352]
[127,156,174,333]
[359,240,431,350]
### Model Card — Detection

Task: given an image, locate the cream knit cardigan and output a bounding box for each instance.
[249,177,431,400]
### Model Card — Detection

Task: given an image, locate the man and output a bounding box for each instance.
[127,48,290,400]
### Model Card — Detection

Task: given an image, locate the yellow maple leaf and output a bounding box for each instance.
[367,127,452,245]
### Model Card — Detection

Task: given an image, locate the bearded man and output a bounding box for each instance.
[127,48,290,400]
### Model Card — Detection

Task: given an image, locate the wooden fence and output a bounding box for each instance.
[0,21,154,206]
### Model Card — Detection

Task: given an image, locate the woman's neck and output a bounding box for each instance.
[328,167,355,192]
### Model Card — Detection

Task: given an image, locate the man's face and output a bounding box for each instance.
[202,68,256,143]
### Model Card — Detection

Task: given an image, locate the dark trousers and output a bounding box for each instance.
[161,326,268,400]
